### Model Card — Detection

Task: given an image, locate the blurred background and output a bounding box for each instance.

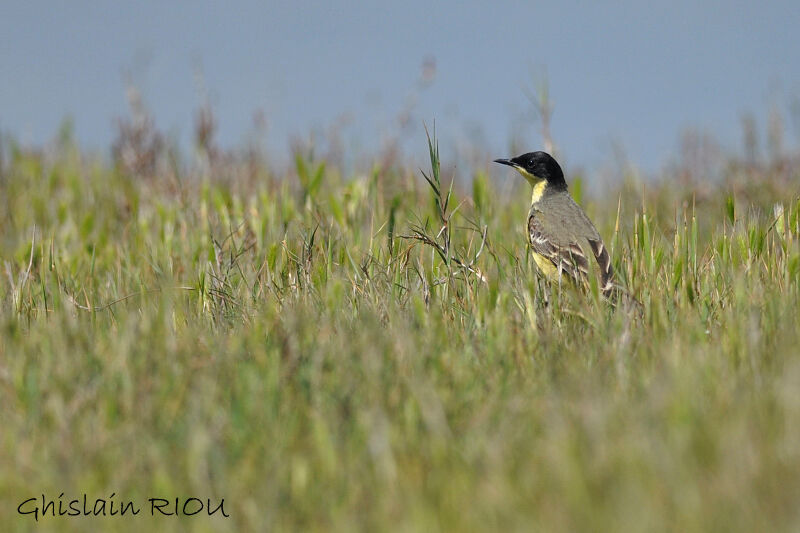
[2,1,799,174]
[4,5,800,531]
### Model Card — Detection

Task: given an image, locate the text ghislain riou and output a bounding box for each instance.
[18,493,229,521]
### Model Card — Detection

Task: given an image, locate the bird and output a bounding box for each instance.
[494,151,615,297]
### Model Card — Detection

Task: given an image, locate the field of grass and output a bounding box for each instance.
[1,124,800,531]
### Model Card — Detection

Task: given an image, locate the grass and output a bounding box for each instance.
[1,124,800,532]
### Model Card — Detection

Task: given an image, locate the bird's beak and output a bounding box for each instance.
[493,158,516,168]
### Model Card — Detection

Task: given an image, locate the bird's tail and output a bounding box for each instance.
[588,238,615,298]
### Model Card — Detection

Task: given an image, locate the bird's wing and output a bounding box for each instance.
[528,211,590,284]
[528,196,615,296]
[586,237,614,297]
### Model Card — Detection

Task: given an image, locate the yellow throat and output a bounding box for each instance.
[530,180,547,204]
[513,167,548,204]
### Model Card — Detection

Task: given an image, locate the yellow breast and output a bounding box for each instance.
[532,251,558,278]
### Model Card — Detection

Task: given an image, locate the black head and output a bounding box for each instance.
[493,151,567,190]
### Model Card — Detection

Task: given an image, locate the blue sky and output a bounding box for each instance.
[2,1,799,172]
